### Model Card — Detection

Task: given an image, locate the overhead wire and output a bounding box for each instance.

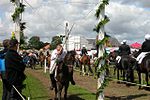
[23,0,99,37]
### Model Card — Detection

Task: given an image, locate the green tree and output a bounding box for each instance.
[28,36,44,50]
[50,36,62,50]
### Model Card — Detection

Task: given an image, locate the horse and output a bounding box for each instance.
[53,50,76,100]
[108,51,120,76]
[120,55,135,82]
[39,51,45,67]
[132,50,150,89]
[109,51,135,82]
[79,54,93,76]
[46,52,51,68]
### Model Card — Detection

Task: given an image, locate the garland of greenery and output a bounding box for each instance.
[11,0,26,44]
[95,0,109,18]
[93,16,110,33]
[11,4,25,22]
[93,0,110,99]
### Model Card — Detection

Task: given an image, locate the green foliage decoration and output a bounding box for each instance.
[11,5,25,22]
[11,1,26,45]
[93,16,110,33]
[95,0,109,18]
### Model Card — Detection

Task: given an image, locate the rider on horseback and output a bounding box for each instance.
[81,45,88,56]
[116,40,131,63]
[136,34,150,64]
[49,44,75,90]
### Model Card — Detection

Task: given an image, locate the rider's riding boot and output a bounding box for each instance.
[71,78,75,85]
[49,74,54,90]
[70,74,75,85]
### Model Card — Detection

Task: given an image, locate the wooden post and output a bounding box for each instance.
[97,0,105,100]
[65,22,69,51]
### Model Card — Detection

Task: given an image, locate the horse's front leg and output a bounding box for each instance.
[138,72,142,89]
[82,65,85,76]
[64,82,69,100]
[113,66,116,76]
[123,70,126,81]
[54,85,58,100]
[88,65,93,76]
[145,72,149,86]
[117,69,120,80]
[79,64,82,75]
[57,82,63,100]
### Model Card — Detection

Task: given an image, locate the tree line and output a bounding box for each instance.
[19,35,62,50]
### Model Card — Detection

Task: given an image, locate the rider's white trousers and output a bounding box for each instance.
[136,52,148,64]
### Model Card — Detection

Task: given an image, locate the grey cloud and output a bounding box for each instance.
[112,0,150,8]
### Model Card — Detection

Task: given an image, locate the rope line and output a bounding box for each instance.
[74,68,150,88]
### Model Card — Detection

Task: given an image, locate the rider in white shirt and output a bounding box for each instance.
[49,44,75,90]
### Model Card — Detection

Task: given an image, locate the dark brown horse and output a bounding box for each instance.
[80,54,93,76]
[120,55,135,82]
[53,50,76,100]
[108,51,135,82]
[133,50,150,89]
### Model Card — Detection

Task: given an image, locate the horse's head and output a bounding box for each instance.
[108,51,118,62]
[64,50,76,66]
[56,50,76,82]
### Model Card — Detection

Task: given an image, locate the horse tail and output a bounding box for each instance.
[121,58,129,70]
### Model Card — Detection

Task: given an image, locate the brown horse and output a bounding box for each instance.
[53,50,76,100]
[39,52,45,67]
[80,54,93,76]
[133,50,150,89]
[46,51,51,68]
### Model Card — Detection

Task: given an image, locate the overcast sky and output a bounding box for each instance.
[0,0,150,44]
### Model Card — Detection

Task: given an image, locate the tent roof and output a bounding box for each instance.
[130,42,141,49]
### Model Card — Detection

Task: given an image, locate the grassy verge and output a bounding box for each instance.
[0,80,2,97]
[68,84,96,100]
[0,74,49,100]
[23,74,49,100]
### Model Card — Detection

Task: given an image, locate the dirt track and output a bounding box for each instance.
[26,68,150,100]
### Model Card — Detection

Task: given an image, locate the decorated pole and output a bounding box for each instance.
[11,0,26,49]
[94,0,110,100]
[65,22,69,51]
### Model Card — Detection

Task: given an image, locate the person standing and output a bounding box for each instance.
[0,39,10,100]
[4,39,26,100]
